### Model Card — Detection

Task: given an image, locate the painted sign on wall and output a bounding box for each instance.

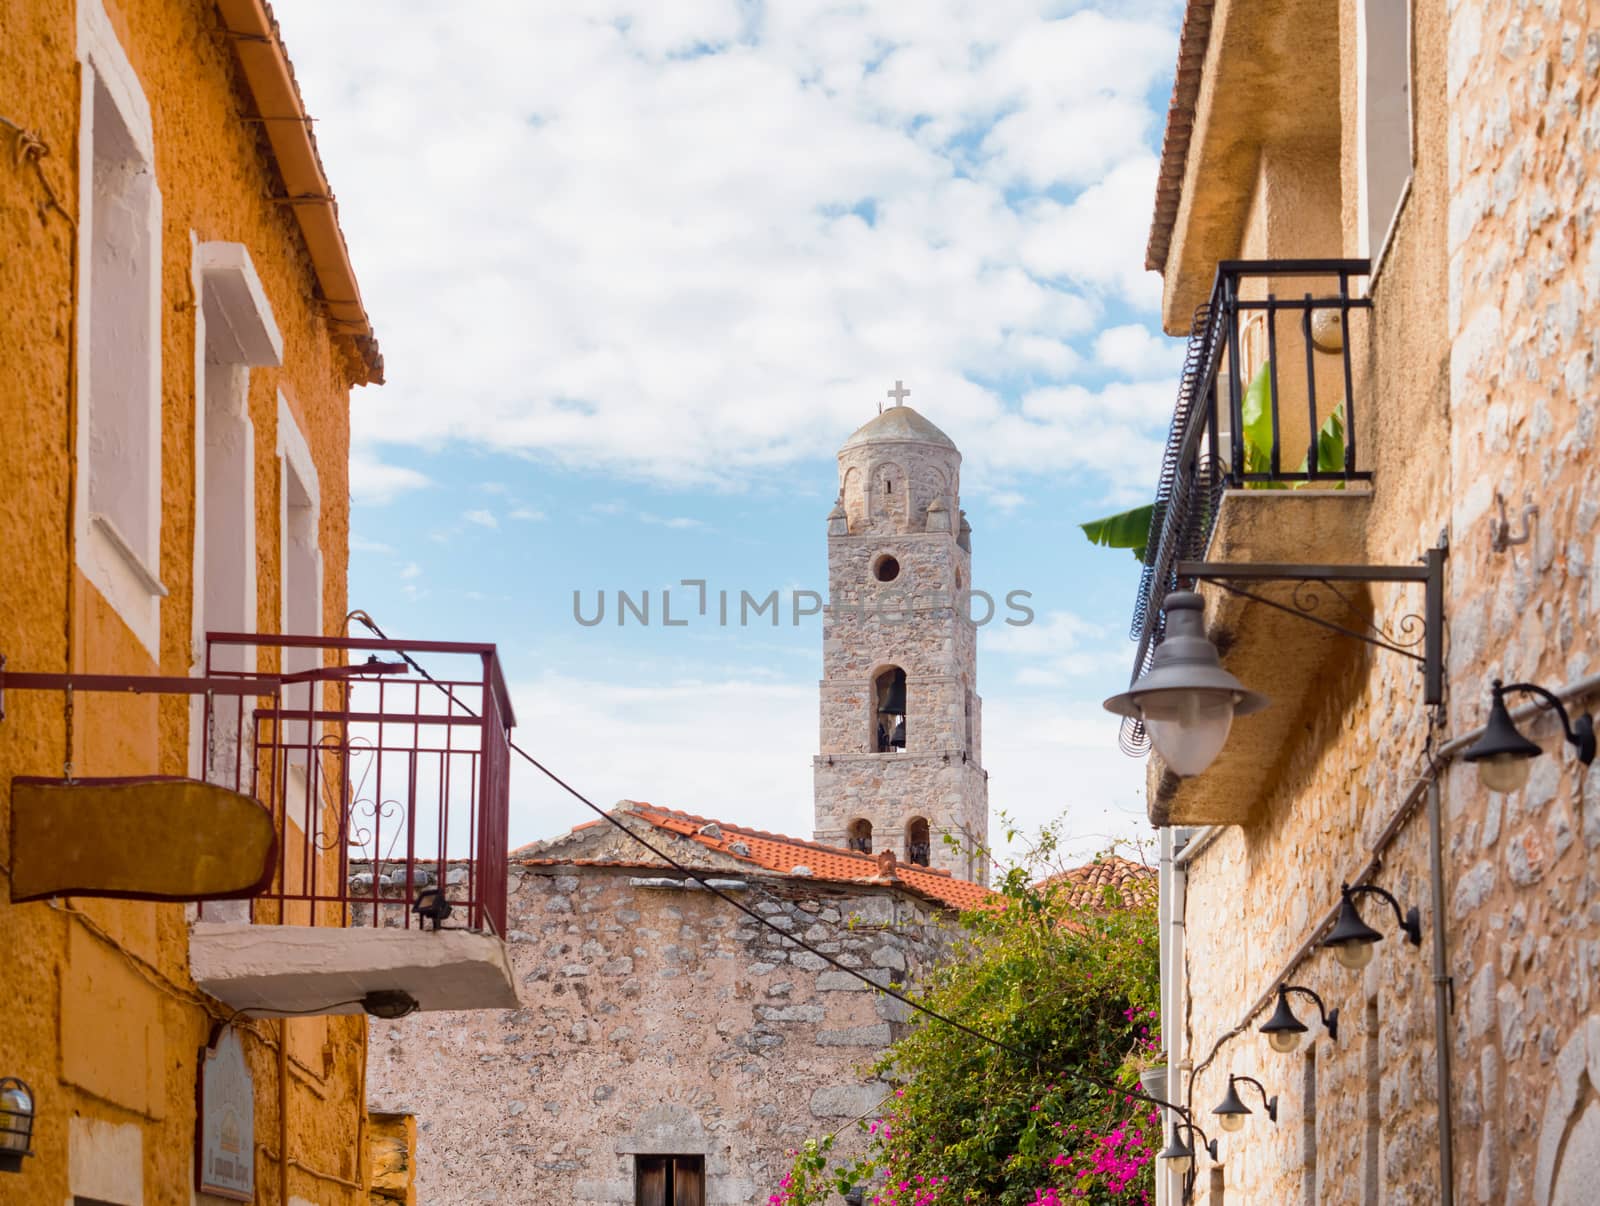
[197,1029,254,1200]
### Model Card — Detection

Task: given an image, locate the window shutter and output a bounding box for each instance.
[636,1156,668,1206]
[673,1156,706,1206]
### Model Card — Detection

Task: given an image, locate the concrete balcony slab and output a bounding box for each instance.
[189,922,518,1016]
[1150,487,1376,827]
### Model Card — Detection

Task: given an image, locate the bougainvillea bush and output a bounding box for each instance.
[770,853,1161,1206]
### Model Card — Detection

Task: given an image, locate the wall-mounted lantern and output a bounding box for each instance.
[1102,592,1268,776]
[1212,1074,1277,1133]
[1260,983,1340,1053]
[1463,679,1596,793]
[1322,882,1422,970]
[0,1078,35,1173]
[1157,1121,1218,1175]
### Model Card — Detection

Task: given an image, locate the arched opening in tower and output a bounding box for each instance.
[906,817,931,867]
[873,667,908,753]
[847,818,873,854]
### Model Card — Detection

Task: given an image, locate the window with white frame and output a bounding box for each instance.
[1359,0,1413,263]
[76,0,165,657]
[277,397,323,835]
[193,242,282,787]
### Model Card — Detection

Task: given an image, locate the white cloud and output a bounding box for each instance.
[399,561,422,580]
[1094,324,1188,378]
[463,509,499,529]
[640,513,705,530]
[272,1,1177,495]
[351,535,394,554]
[349,452,429,506]
[509,507,546,521]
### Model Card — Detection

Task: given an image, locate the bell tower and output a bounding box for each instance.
[812,385,989,885]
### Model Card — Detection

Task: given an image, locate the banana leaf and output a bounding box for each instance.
[1080,502,1157,563]
[1301,403,1346,476]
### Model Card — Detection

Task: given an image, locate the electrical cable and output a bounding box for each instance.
[343,609,1183,1117]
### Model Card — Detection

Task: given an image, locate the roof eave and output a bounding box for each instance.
[214,0,383,385]
[1146,0,1218,276]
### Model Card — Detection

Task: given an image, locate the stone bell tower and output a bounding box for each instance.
[812,384,988,885]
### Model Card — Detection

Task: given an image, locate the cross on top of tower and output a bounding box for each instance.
[886,380,911,410]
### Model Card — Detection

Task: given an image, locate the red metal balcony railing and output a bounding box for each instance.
[200,633,513,936]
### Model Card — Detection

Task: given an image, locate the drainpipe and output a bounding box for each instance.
[1158,827,1192,1206]
[279,1019,290,1206]
[1427,777,1454,1206]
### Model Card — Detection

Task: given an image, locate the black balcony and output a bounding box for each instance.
[1123,259,1373,755]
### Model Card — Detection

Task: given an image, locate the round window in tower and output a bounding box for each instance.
[873,554,901,583]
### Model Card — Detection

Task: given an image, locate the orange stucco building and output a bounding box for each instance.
[0,0,392,1200]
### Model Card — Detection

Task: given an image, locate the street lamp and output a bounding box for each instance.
[1212,1074,1277,1134]
[1260,984,1340,1053]
[1103,592,1268,776]
[1322,882,1422,970]
[1462,679,1596,793]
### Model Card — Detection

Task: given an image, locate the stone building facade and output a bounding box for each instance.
[813,404,990,885]
[364,806,979,1203]
[362,402,999,1203]
[1134,1,1600,1204]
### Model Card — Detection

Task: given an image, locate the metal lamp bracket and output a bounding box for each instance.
[1174,540,1447,707]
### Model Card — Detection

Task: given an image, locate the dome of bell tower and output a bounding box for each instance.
[839,404,958,451]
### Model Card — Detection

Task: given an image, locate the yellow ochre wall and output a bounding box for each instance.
[0,0,370,1201]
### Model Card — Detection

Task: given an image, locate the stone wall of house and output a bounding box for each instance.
[1442,0,1600,1200]
[364,863,954,1204]
[1169,1,1600,1204]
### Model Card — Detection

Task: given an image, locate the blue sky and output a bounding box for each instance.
[273,0,1187,868]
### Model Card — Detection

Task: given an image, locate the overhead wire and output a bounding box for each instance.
[342,609,1184,1118]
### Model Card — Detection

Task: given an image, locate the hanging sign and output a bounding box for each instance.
[197,1029,255,1201]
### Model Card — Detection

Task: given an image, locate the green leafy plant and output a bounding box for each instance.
[771,839,1161,1206]
[1079,504,1157,564]
[1078,365,1351,561]
[1241,359,1346,485]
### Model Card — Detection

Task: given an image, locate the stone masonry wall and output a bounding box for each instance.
[1174,1,1600,1203]
[1443,0,1600,1200]
[365,863,953,1204]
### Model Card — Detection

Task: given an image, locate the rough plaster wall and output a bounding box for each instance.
[365,866,954,1204]
[0,0,364,1202]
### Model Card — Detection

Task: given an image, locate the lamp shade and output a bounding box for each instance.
[1212,1078,1251,1133]
[1323,892,1384,969]
[0,1078,34,1170]
[1104,593,1269,776]
[1157,1132,1195,1174]
[1260,988,1308,1054]
[1462,686,1543,792]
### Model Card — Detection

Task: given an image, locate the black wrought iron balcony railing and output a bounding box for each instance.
[1122,259,1372,755]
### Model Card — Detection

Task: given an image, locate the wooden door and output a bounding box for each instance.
[673,1157,705,1206]
[636,1156,668,1206]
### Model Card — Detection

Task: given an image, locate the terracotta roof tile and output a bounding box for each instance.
[1147,0,1217,273]
[518,802,994,912]
[1040,856,1157,911]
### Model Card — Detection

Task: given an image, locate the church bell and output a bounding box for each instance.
[879,678,908,716]
[889,718,906,749]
